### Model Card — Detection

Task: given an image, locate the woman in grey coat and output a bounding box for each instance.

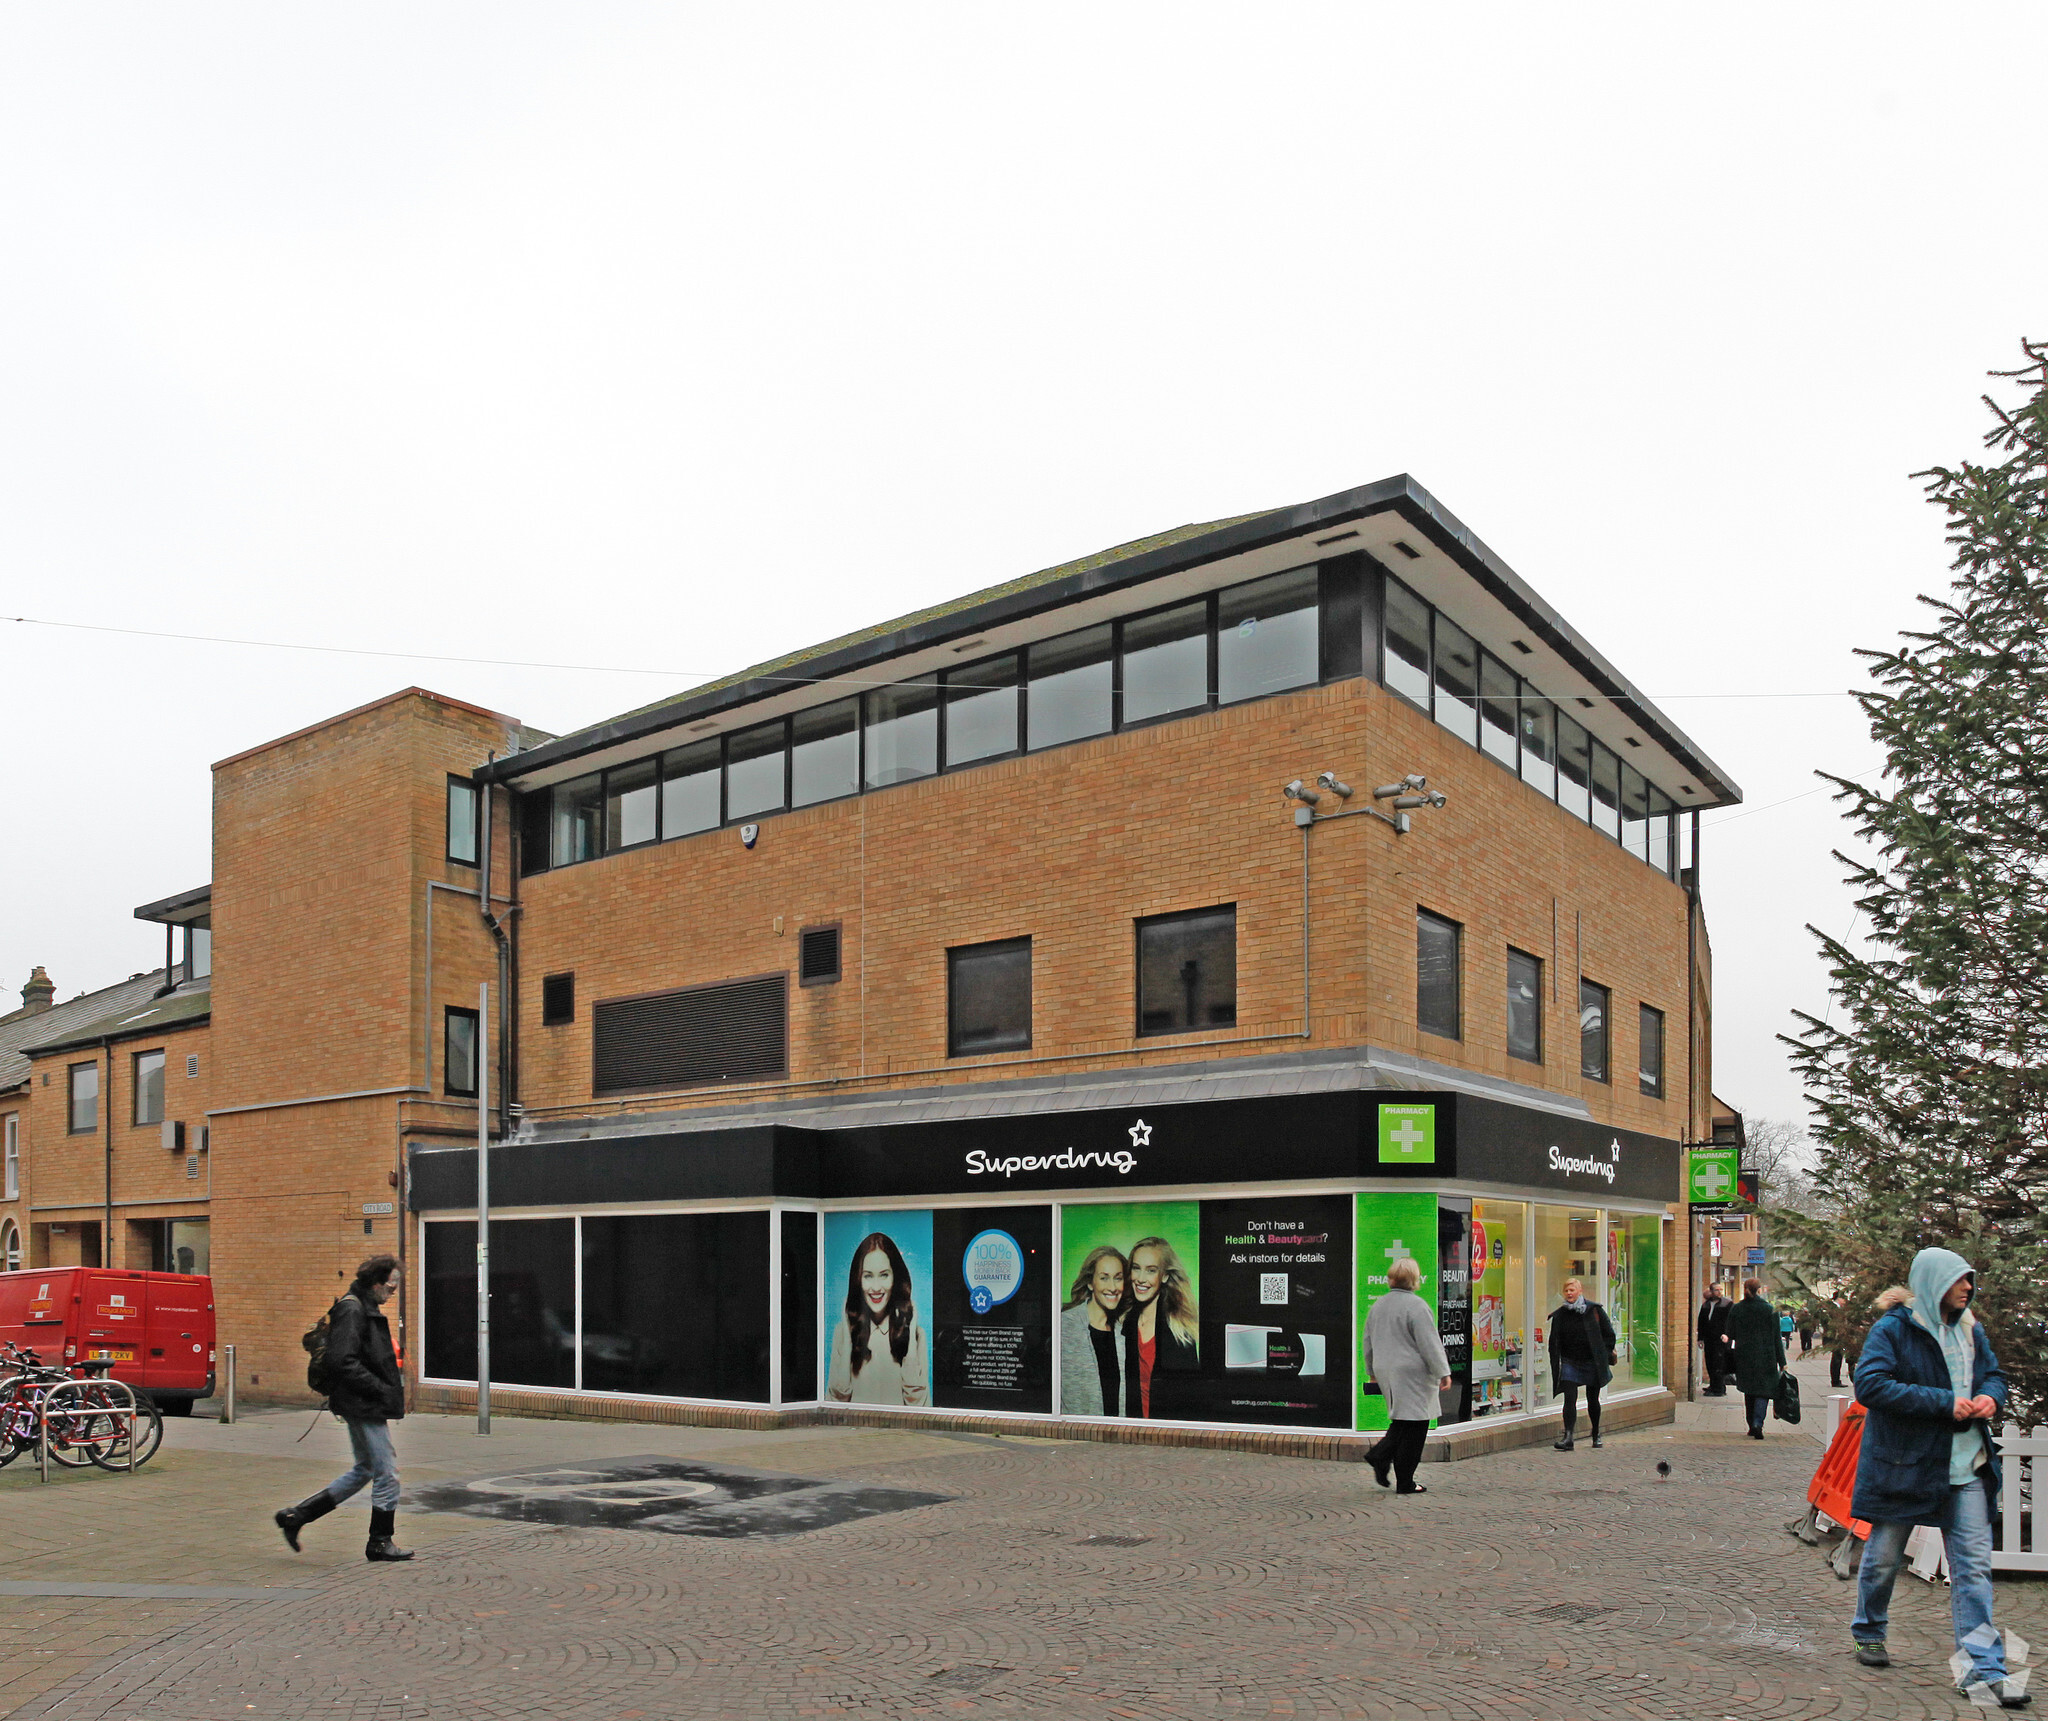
[1361,1258,1452,1494]
[1057,1245,1128,1417]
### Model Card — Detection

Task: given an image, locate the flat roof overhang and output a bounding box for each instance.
[134,885,212,927]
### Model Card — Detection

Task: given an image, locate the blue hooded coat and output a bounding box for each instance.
[1848,1247,2005,1530]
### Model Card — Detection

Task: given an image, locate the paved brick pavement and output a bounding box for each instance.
[2,1354,2038,1720]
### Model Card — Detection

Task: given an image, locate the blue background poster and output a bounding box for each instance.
[822,1209,935,1408]
[931,1205,1052,1413]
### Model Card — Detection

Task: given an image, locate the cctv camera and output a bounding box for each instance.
[1281,780,1321,805]
[1315,772,1354,799]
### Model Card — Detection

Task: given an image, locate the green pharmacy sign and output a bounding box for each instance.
[1378,1104,1436,1165]
[1687,1146,1740,1206]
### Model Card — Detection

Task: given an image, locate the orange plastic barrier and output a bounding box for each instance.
[1807,1400,1872,1541]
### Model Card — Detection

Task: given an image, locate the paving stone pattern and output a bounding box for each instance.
[3,1383,2041,1719]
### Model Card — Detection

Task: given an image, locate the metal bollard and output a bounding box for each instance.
[221,1345,236,1424]
[1827,1392,1847,1444]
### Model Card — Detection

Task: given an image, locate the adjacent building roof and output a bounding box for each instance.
[134,885,212,927]
[0,970,180,1091]
[24,983,212,1060]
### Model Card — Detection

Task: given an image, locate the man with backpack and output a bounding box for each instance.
[273,1253,414,1563]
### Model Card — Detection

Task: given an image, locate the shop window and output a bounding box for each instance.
[133,1050,165,1126]
[1519,697,1556,798]
[947,938,1032,1056]
[444,1007,480,1098]
[1469,1198,1526,1417]
[1589,741,1622,840]
[1506,948,1542,1064]
[1579,980,1610,1083]
[1437,1199,1473,1424]
[798,924,841,987]
[446,777,481,866]
[1432,614,1480,748]
[864,678,939,788]
[942,656,1020,767]
[1383,577,1431,709]
[1217,566,1318,705]
[550,773,604,868]
[1416,909,1462,1041]
[591,975,787,1095]
[423,1218,576,1389]
[660,739,722,839]
[1533,1206,1601,1408]
[791,699,860,808]
[725,720,788,822]
[1626,1214,1663,1385]
[581,1212,770,1402]
[1136,905,1236,1035]
[3,1113,16,1199]
[1026,625,1113,751]
[166,1218,209,1276]
[604,758,660,852]
[1639,1003,1665,1098]
[780,1211,819,1402]
[1555,714,1592,822]
[68,1062,99,1135]
[541,972,575,1027]
[1120,600,1210,726]
[1478,653,1518,767]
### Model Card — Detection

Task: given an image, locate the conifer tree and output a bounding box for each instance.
[1781,341,2048,1421]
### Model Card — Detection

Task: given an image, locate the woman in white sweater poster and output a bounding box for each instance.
[825,1222,932,1406]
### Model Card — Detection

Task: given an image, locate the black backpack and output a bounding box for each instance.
[302,1297,349,1397]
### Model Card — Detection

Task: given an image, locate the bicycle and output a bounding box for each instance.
[0,1342,163,1471]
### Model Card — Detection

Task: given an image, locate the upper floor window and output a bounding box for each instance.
[1416,909,1462,1040]
[447,777,481,866]
[1506,947,1543,1064]
[1216,566,1319,706]
[541,972,575,1027]
[1137,905,1236,1036]
[133,1050,166,1127]
[1579,980,1610,1084]
[180,923,212,983]
[1120,599,1209,726]
[3,1113,18,1200]
[68,1062,99,1134]
[1639,1003,1666,1098]
[943,657,1020,766]
[1026,625,1112,750]
[947,938,1032,1056]
[445,1007,480,1098]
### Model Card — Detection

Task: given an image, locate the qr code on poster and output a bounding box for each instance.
[1260,1273,1288,1306]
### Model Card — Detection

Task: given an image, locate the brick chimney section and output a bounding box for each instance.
[20,966,53,1014]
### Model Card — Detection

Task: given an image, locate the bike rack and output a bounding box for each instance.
[35,1378,142,1484]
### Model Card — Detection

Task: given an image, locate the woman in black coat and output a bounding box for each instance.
[1547,1278,1617,1451]
[1723,1277,1786,1440]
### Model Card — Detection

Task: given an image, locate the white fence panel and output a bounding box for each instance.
[1995,1426,2048,1574]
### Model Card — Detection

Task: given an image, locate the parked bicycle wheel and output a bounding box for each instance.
[88,1388,163,1470]
[43,1384,124,1468]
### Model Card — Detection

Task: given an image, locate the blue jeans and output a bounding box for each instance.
[1744,1393,1769,1434]
[1854,1480,2006,1684]
[325,1418,401,1512]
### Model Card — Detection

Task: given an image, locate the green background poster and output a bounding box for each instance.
[1058,1201,1200,1416]
[1353,1191,1441,1432]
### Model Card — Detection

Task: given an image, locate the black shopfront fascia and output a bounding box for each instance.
[408,1091,1680,1211]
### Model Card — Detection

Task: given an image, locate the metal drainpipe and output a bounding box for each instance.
[476,772,513,1141]
[101,1036,115,1268]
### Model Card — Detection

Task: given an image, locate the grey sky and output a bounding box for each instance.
[6,8,2044,1127]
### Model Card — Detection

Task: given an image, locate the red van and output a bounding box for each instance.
[0,1268,216,1415]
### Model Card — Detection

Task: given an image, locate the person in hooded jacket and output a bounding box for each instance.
[1849,1248,2025,1707]
[273,1254,414,1563]
[1722,1278,1784,1439]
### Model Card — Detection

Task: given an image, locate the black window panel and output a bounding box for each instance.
[943,654,1020,767]
[133,1050,165,1126]
[1639,1003,1666,1097]
[798,924,841,985]
[1519,696,1557,799]
[604,757,660,852]
[1555,712,1592,822]
[1647,786,1674,875]
[1136,905,1237,1035]
[1026,625,1112,750]
[1589,741,1622,840]
[582,1212,770,1403]
[726,720,788,822]
[1619,763,1651,860]
[1432,614,1480,747]
[445,1006,479,1097]
[517,788,552,876]
[660,738,721,839]
[1579,979,1610,1083]
[550,773,604,868]
[1416,909,1462,1040]
[947,937,1032,1056]
[541,972,575,1027]
[1507,947,1543,1064]
[423,1218,575,1389]
[780,1210,819,1401]
[1478,654,1518,768]
[864,678,939,788]
[1217,566,1319,705]
[790,699,859,808]
[592,975,787,1095]
[447,778,480,866]
[1119,599,1209,726]
[1319,554,1365,683]
[1383,577,1430,708]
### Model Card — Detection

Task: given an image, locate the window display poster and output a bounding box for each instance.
[1468,1212,1521,1417]
[930,1205,1052,1414]
[1195,1194,1353,1429]
[1353,1191,1442,1432]
[1058,1201,1199,1419]
[1630,1217,1662,1385]
[822,1209,935,1408]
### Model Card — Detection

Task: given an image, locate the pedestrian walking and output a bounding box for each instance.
[1827,1294,1855,1389]
[1848,1248,2027,1708]
[1798,1307,1815,1357]
[1702,1282,1736,1395]
[1361,1257,1451,1495]
[1723,1277,1784,1439]
[1546,1277,1616,1451]
[273,1254,415,1562]
[1697,1283,1730,1395]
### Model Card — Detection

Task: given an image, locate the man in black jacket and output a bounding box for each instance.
[1698,1283,1733,1395]
[274,1254,414,1562]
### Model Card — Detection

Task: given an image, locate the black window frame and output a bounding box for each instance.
[541,972,576,1028]
[67,1060,99,1135]
[132,1048,166,1127]
[723,717,790,824]
[445,1005,481,1099]
[1579,979,1611,1085]
[945,936,1034,1058]
[940,654,1023,772]
[446,775,482,867]
[1506,946,1543,1065]
[1639,1003,1666,1099]
[789,698,863,810]
[1416,908,1463,1042]
[603,757,662,855]
[798,922,843,987]
[1114,594,1216,731]
[1134,903,1238,1038]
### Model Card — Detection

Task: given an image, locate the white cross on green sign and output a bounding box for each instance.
[1688,1147,1739,1204]
[1378,1104,1436,1165]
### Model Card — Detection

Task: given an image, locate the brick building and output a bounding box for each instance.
[8,475,1740,1455]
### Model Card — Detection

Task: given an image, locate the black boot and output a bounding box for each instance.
[275,1491,337,1553]
[1553,1426,1575,1451]
[1590,1427,1604,1448]
[365,1507,415,1563]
